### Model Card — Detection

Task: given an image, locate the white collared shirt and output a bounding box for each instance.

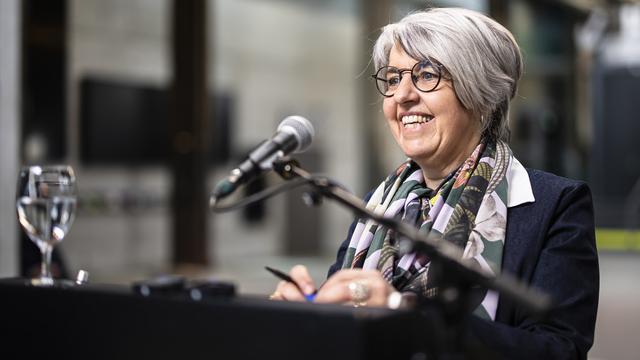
[506,157,535,207]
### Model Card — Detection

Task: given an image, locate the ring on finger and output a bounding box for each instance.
[348,280,371,307]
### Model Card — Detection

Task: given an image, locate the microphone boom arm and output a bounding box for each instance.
[273,159,552,317]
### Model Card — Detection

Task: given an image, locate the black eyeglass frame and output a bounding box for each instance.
[371,60,445,97]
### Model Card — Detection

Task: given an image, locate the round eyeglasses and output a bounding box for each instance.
[371,60,443,97]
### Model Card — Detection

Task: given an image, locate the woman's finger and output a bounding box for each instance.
[288,264,316,295]
[362,276,394,307]
[318,268,370,292]
[315,269,394,307]
[314,279,351,303]
[272,280,307,302]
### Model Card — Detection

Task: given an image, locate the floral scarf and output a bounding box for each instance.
[341,140,511,320]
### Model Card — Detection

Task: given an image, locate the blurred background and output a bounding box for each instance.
[1,0,639,358]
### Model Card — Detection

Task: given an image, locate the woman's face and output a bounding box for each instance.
[382,45,481,175]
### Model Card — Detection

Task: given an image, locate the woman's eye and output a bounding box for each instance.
[417,71,435,80]
[387,76,401,86]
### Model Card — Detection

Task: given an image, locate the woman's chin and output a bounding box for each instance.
[398,135,434,157]
[402,147,434,164]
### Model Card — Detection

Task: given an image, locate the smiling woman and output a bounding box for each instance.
[271,7,599,359]
[382,45,481,189]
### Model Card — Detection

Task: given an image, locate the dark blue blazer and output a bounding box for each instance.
[328,169,599,359]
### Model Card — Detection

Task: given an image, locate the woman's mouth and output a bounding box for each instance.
[401,114,433,128]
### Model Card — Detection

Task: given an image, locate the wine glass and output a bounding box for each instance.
[16,165,77,286]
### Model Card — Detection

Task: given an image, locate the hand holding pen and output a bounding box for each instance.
[266,265,318,302]
[267,265,399,307]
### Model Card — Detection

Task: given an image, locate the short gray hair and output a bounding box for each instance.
[372,8,523,142]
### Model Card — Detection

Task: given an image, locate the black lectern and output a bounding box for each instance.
[0,280,431,360]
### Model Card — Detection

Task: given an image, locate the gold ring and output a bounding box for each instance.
[348,280,370,307]
[269,291,281,300]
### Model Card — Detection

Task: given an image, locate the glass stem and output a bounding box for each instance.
[41,243,53,280]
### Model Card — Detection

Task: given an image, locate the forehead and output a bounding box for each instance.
[388,44,419,68]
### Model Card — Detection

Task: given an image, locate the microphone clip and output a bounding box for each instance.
[272,158,301,180]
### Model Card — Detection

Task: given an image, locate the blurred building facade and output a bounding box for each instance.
[1,0,640,357]
[3,0,639,286]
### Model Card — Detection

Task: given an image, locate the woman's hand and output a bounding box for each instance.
[269,264,317,301]
[315,269,395,307]
[269,266,395,308]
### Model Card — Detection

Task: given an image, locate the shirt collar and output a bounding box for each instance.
[507,156,535,207]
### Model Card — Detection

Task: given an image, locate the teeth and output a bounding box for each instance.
[401,115,432,125]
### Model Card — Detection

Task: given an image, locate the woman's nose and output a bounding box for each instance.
[393,74,419,103]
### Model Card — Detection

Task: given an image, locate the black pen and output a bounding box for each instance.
[265,266,317,302]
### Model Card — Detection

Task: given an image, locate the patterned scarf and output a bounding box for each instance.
[342,140,512,320]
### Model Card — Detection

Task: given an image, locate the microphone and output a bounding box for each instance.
[209,115,314,207]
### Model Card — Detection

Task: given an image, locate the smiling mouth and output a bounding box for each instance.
[401,114,433,127]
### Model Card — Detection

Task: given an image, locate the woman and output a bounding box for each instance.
[271,8,598,359]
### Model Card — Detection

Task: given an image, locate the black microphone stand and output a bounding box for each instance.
[272,158,552,358]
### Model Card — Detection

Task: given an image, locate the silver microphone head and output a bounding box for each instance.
[277,115,315,153]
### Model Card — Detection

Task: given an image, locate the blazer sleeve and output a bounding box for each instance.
[467,181,599,360]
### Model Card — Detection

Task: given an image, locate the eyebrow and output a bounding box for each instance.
[385,61,437,70]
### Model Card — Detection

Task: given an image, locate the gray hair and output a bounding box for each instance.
[372,8,523,142]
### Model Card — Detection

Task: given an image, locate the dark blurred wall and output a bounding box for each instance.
[21,0,67,163]
[509,1,585,179]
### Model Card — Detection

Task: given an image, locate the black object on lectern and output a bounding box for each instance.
[0,280,439,360]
